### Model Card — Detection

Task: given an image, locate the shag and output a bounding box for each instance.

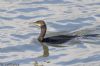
[33,20,99,57]
[34,20,78,44]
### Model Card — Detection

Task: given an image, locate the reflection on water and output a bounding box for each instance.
[42,44,49,57]
[38,32,100,57]
[40,42,49,57]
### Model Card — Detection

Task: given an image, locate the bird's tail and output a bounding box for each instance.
[81,34,100,37]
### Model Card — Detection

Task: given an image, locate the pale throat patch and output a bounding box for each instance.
[35,23,41,26]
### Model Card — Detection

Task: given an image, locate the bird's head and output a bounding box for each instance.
[34,20,46,27]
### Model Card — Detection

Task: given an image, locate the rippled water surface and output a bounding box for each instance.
[0,0,100,66]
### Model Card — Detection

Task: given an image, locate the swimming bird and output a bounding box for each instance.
[33,20,100,57]
[33,20,77,57]
[34,20,78,45]
[34,20,99,44]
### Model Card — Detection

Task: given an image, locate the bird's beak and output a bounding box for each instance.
[29,22,41,27]
[33,22,41,26]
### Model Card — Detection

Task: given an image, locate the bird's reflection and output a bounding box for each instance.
[39,37,79,57]
[39,42,49,57]
[32,20,100,57]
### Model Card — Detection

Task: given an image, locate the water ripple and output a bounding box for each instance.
[0,14,52,20]
[58,17,96,23]
[0,9,7,12]
[14,7,48,12]
[56,54,100,65]
[0,26,15,29]
[19,0,71,4]
[11,33,35,39]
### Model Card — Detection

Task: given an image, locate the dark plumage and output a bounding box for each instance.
[34,20,100,44]
[34,20,78,44]
[33,20,100,57]
[43,35,77,44]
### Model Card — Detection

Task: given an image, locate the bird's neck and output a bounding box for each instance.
[38,25,47,42]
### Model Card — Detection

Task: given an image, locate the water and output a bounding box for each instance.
[0,0,100,66]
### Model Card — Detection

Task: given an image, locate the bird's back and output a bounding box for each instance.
[43,35,77,44]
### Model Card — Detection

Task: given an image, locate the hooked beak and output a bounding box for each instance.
[29,22,41,27]
[33,22,41,26]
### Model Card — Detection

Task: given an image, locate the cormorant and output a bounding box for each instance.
[34,20,78,44]
[33,20,99,57]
